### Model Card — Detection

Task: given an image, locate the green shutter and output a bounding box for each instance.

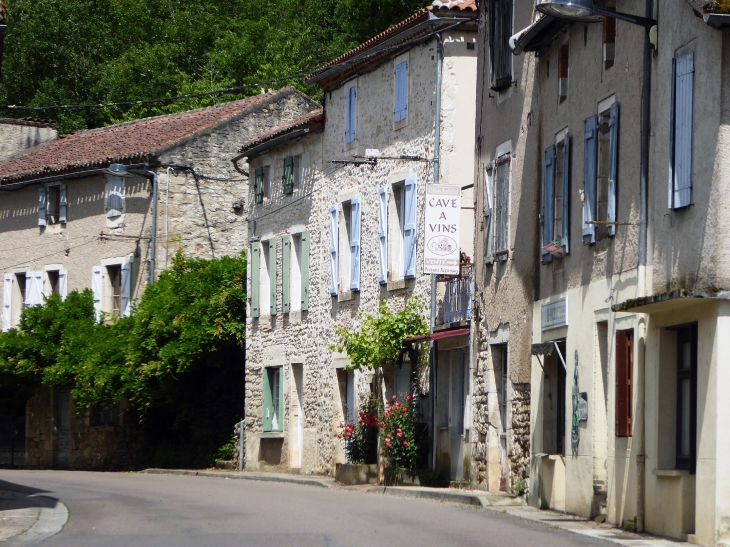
[282,235,291,314]
[283,156,294,195]
[255,167,264,204]
[268,238,277,315]
[277,366,284,431]
[251,242,260,318]
[301,231,310,311]
[262,367,272,431]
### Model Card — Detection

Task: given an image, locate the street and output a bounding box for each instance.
[0,470,616,547]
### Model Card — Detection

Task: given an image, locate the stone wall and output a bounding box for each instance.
[0,119,57,163]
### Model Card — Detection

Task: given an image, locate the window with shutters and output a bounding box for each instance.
[394,54,408,127]
[542,132,571,264]
[254,167,264,204]
[345,84,357,146]
[289,234,302,312]
[494,156,510,258]
[615,329,633,437]
[675,324,697,472]
[558,43,569,104]
[260,240,273,316]
[15,273,26,313]
[390,184,406,281]
[263,366,283,432]
[669,53,694,210]
[107,265,122,317]
[484,165,495,264]
[338,198,361,293]
[105,176,125,219]
[282,156,294,195]
[263,166,271,201]
[489,0,513,91]
[603,6,616,70]
[293,155,303,191]
[48,270,59,296]
[47,186,60,225]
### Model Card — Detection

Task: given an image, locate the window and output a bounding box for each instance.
[543,341,566,455]
[388,178,417,281]
[37,184,67,227]
[345,85,357,144]
[391,184,405,280]
[283,156,294,195]
[293,155,303,191]
[16,273,27,312]
[377,187,389,284]
[2,274,12,331]
[494,155,510,258]
[338,198,361,293]
[254,167,264,204]
[394,358,411,399]
[558,43,569,104]
[542,133,571,263]
[615,329,633,437]
[484,165,495,264]
[493,344,508,433]
[675,324,697,472]
[489,0,513,91]
[263,166,271,200]
[47,186,60,225]
[95,404,119,426]
[258,239,276,316]
[583,101,619,245]
[92,263,130,320]
[394,57,408,125]
[283,232,310,313]
[263,366,283,432]
[669,53,694,210]
[105,176,125,219]
[603,8,616,70]
[107,265,122,317]
[48,270,59,295]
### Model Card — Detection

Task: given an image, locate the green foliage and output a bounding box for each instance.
[380,394,420,471]
[513,476,526,496]
[330,297,429,371]
[338,397,379,464]
[0,0,428,133]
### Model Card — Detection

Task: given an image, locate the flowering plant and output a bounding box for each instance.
[337,400,379,464]
[379,394,419,471]
[460,251,471,264]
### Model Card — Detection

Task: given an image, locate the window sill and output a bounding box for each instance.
[652,469,689,478]
[338,291,357,302]
[345,140,357,151]
[394,119,407,131]
[258,432,284,439]
[387,279,407,291]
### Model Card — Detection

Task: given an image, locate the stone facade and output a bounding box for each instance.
[0,119,57,164]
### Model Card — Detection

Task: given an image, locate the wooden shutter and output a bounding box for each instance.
[59,183,67,224]
[38,187,47,226]
[495,159,510,254]
[282,235,291,313]
[616,329,633,437]
[329,205,339,295]
[377,187,388,284]
[346,86,356,143]
[561,134,571,254]
[277,366,284,431]
[671,54,694,209]
[254,167,264,204]
[350,197,361,291]
[403,177,417,278]
[262,367,273,431]
[25,271,43,307]
[283,156,294,195]
[583,115,598,245]
[542,146,556,264]
[250,243,260,318]
[489,0,513,91]
[394,61,408,122]
[121,263,131,317]
[2,274,12,331]
[301,231,310,311]
[268,239,277,315]
[58,270,68,300]
[607,102,620,237]
[484,164,494,264]
[91,266,103,321]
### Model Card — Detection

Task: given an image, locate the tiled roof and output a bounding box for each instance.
[306,0,476,84]
[239,108,324,156]
[0,87,303,185]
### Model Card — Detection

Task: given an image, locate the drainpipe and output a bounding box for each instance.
[133,167,159,285]
[165,167,172,268]
[430,32,444,471]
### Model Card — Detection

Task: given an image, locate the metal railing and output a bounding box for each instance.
[441,265,473,324]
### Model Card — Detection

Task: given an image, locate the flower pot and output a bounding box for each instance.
[335,463,379,485]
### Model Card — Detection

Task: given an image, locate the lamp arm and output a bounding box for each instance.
[592,6,656,28]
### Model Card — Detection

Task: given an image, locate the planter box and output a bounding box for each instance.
[335,463,379,485]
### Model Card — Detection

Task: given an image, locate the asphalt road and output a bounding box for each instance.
[0,470,615,547]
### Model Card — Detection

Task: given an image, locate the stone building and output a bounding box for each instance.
[479,0,730,544]
[242,0,478,478]
[0,87,317,469]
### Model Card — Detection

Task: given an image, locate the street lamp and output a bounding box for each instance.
[536,0,656,27]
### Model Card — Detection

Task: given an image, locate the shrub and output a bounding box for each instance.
[379,394,419,471]
[338,398,379,464]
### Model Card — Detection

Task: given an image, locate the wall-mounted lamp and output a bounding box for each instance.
[105,163,134,177]
[536,0,656,28]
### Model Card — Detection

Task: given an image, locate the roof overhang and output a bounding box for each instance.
[510,14,569,55]
[684,0,730,29]
[611,288,730,314]
[240,128,318,159]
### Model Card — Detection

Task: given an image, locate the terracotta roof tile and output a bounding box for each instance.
[239,108,323,156]
[0,87,302,185]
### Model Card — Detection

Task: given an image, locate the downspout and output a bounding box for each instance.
[430,31,444,472]
[134,168,159,285]
[165,167,172,268]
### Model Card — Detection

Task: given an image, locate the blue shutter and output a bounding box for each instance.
[345,87,356,143]
[350,197,361,291]
[403,177,417,279]
[583,115,598,245]
[59,183,67,224]
[38,187,47,226]
[329,205,339,295]
[484,165,494,264]
[542,146,556,264]
[378,187,388,284]
[394,61,408,123]
[561,134,571,254]
[607,102,620,236]
[672,54,694,209]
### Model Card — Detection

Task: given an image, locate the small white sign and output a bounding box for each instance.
[541,297,568,331]
[424,184,461,275]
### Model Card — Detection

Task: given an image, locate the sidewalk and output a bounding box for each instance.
[141,469,695,547]
[0,489,68,545]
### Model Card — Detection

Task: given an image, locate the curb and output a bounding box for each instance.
[140,468,334,489]
[363,485,527,508]
[3,492,68,546]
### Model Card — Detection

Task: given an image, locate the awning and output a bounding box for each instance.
[403,327,470,344]
[611,288,730,314]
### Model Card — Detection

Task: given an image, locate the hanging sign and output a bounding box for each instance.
[424,184,461,275]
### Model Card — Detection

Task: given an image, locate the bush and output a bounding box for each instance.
[338,398,379,464]
[379,394,420,471]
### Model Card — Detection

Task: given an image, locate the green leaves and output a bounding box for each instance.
[331,297,429,371]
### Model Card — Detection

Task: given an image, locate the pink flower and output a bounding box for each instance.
[379,422,385,428]
[396,432,402,438]
[407,395,413,401]
[337,434,342,439]
[396,428,402,434]
[339,423,344,428]
[401,407,407,414]
[392,395,397,401]
[346,432,352,437]
[386,443,392,448]
[403,441,408,446]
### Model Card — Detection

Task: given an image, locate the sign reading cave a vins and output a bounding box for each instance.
[424,184,461,275]
[541,297,568,330]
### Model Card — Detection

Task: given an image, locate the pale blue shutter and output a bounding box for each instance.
[121,262,131,317]
[561,135,571,254]
[607,102,620,236]
[378,187,388,284]
[38,187,47,226]
[2,274,11,331]
[542,146,556,264]
[484,165,494,264]
[672,54,694,209]
[251,243,260,318]
[329,205,339,295]
[394,61,408,123]
[403,177,417,278]
[350,197,361,291]
[268,239,277,315]
[345,87,356,144]
[59,183,67,223]
[583,115,598,245]
[91,266,103,322]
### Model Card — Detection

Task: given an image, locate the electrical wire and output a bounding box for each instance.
[0,234,87,253]
[0,239,96,271]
